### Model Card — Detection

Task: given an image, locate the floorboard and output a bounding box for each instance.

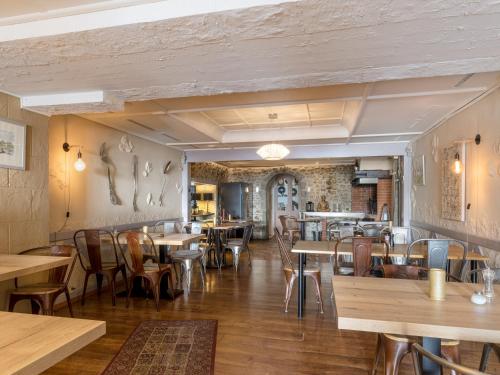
[42,240,500,374]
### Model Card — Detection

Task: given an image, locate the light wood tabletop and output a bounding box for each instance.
[332,275,500,342]
[291,240,488,261]
[0,311,105,375]
[0,254,73,283]
[115,232,205,246]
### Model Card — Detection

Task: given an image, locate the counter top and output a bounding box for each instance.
[302,212,366,219]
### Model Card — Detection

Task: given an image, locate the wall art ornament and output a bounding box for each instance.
[143,161,153,177]
[158,160,172,207]
[431,135,439,163]
[175,182,183,195]
[412,154,426,186]
[99,142,121,205]
[441,143,466,222]
[132,155,139,211]
[146,192,154,206]
[118,135,134,153]
[0,118,26,170]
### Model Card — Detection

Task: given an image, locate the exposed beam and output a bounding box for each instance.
[222,125,347,143]
[167,112,224,142]
[345,84,373,144]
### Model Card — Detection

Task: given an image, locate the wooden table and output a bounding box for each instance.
[295,218,321,241]
[209,223,248,268]
[0,311,105,375]
[291,240,488,319]
[332,276,500,375]
[0,254,73,282]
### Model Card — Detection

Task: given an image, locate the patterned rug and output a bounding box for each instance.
[102,320,218,375]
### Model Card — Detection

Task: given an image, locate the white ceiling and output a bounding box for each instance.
[0,0,499,155]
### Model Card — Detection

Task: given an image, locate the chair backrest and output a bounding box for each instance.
[242,224,254,248]
[18,245,76,286]
[274,228,294,270]
[381,264,423,280]
[392,226,410,245]
[411,343,489,375]
[73,229,119,272]
[352,237,374,276]
[278,215,289,234]
[191,222,203,234]
[407,239,449,270]
[362,224,385,238]
[116,231,159,274]
[154,220,181,234]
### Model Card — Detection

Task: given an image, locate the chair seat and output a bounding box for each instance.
[143,263,171,274]
[9,283,64,295]
[172,250,203,260]
[285,265,321,273]
[100,262,125,271]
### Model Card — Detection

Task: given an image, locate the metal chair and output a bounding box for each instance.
[116,231,174,312]
[73,229,129,306]
[274,228,323,313]
[333,236,384,276]
[279,215,300,244]
[225,224,253,272]
[480,343,500,372]
[412,343,488,375]
[8,245,76,316]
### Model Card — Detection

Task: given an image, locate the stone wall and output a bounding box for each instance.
[190,162,229,185]
[227,165,354,238]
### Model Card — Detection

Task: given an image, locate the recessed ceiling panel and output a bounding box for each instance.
[356,92,479,135]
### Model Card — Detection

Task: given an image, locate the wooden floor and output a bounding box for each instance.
[44,240,499,374]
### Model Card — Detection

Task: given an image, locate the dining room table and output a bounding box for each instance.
[206,222,248,269]
[332,275,500,375]
[0,253,73,282]
[1,311,106,375]
[291,240,488,318]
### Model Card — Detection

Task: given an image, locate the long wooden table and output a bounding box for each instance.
[1,311,105,375]
[0,254,73,282]
[332,276,500,375]
[291,240,488,319]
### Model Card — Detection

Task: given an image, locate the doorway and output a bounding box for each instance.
[271,174,300,235]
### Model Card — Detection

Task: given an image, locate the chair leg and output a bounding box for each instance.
[121,265,129,295]
[81,272,91,306]
[199,258,205,288]
[30,299,41,314]
[442,344,461,375]
[64,287,74,317]
[110,272,117,306]
[96,273,104,296]
[247,247,252,267]
[382,336,412,375]
[152,282,160,312]
[310,273,324,314]
[233,249,240,272]
[126,275,135,308]
[372,334,383,375]
[184,259,193,294]
[285,275,296,313]
[479,344,493,372]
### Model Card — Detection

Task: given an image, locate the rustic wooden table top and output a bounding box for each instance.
[332,275,500,342]
[291,240,488,261]
[0,311,105,375]
[122,232,205,246]
[0,254,73,283]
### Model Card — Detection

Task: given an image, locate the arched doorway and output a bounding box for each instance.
[267,173,300,237]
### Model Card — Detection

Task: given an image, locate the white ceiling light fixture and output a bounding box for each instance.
[256,143,290,160]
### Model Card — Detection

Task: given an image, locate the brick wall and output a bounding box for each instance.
[376,177,393,220]
[351,185,376,214]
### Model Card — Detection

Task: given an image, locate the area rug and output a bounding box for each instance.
[102,320,218,375]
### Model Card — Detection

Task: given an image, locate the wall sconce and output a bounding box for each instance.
[307,186,311,193]
[245,186,250,193]
[255,186,260,193]
[453,152,462,174]
[63,142,86,172]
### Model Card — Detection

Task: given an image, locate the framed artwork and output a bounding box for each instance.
[0,117,26,170]
[441,143,466,222]
[413,154,426,186]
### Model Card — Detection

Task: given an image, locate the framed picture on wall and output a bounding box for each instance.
[0,117,26,170]
[413,154,426,186]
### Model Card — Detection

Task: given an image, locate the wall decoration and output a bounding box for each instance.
[441,143,466,221]
[132,155,139,211]
[158,160,172,206]
[99,142,121,205]
[146,192,154,206]
[488,159,496,178]
[0,118,26,170]
[493,138,500,155]
[175,182,183,194]
[118,135,134,153]
[431,135,439,163]
[143,161,152,177]
[412,154,426,186]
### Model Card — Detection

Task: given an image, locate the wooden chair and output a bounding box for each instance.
[117,231,174,312]
[274,228,323,313]
[412,343,489,375]
[225,224,253,272]
[372,264,460,375]
[279,215,300,244]
[333,236,384,276]
[8,245,76,316]
[73,229,129,306]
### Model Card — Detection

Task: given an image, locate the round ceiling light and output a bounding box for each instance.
[256,143,290,160]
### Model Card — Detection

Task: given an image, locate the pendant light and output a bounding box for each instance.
[74,149,86,172]
[256,143,290,160]
[453,152,462,174]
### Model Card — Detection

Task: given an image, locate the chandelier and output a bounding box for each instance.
[256,143,290,160]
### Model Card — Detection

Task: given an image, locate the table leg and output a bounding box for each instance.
[471,260,478,283]
[297,252,306,318]
[159,245,183,299]
[422,337,441,375]
[300,222,306,241]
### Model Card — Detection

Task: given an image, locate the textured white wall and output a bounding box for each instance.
[411,88,500,264]
[49,115,183,233]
